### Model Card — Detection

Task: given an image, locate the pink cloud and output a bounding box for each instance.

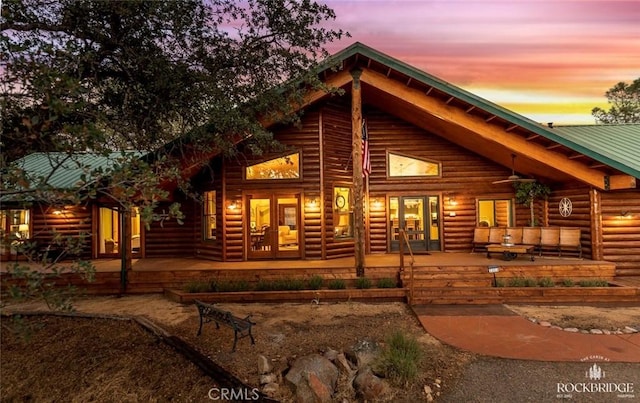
[321,0,639,123]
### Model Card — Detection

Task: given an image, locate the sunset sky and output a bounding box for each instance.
[323,0,640,125]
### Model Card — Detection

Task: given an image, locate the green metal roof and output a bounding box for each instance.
[322,42,640,179]
[6,151,143,193]
[550,124,640,178]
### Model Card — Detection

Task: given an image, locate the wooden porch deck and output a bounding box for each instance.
[3,253,637,303]
[89,252,611,273]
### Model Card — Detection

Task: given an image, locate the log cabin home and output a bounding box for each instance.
[2,43,639,277]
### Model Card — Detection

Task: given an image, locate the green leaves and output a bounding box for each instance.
[592,78,640,124]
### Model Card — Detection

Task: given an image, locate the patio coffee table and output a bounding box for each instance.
[487,244,535,261]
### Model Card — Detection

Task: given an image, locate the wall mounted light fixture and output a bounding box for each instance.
[448,197,458,206]
[371,198,383,210]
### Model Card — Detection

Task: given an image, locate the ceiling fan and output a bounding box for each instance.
[492,154,536,184]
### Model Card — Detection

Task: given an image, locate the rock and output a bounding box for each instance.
[580,330,589,334]
[353,367,391,401]
[590,329,604,335]
[306,372,333,403]
[563,327,579,333]
[262,382,279,396]
[285,354,338,402]
[603,329,612,335]
[260,373,277,385]
[539,321,552,327]
[624,326,638,334]
[345,339,380,368]
[258,355,272,375]
[335,353,355,374]
[551,325,563,330]
[324,348,339,362]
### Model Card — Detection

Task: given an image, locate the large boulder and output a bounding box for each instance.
[353,367,391,401]
[285,354,339,403]
[345,339,381,368]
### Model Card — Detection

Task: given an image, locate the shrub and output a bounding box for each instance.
[507,277,527,287]
[327,279,346,289]
[375,331,422,386]
[355,277,372,289]
[216,280,251,292]
[561,278,575,287]
[183,280,212,293]
[307,275,324,290]
[537,277,555,288]
[578,279,609,287]
[523,278,538,287]
[376,278,397,288]
[255,280,275,291]
[494,278,506,288]
[273,278,305,291]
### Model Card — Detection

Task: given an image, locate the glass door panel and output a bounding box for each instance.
[276,197,299,258]
[248,198,272,258]
[389,196,441,252]
[98,207,141,256]
[247,194,301,259]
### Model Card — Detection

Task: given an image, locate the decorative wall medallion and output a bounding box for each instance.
[559,197,572,217]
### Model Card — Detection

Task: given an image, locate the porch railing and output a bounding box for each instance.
[398,229,415,304]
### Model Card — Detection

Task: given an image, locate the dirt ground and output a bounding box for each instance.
[2,295,639,402]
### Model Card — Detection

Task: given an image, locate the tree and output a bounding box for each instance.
[0,0,347,308]
[514,182,551,227]
[591,78,640,124]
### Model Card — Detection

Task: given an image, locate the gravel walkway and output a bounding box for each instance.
[439,357,639,402]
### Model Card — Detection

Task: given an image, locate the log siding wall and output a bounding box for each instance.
[601,191,640,276]
[363,107,516,253]
[547,187,593,259]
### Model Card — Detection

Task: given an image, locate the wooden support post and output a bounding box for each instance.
[119,208,131,293]
[590,189,604,261]
[351,69,365,277]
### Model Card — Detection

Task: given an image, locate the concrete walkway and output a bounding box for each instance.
[413,305,640,362]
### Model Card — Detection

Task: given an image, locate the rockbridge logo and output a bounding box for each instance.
[556,358,635,400]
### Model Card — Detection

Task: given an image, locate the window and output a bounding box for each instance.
[388,152,440,177]
[333,187,353,239]
[246,152,300,180]
[204,191,216,240]
[0,209,30,256]
[478,199,513,227]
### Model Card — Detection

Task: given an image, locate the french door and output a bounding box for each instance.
[390,196,441,252]
[247,193,301,259]
[97,207,142,257]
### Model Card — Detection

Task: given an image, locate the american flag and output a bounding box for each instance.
[362,119,371,178]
